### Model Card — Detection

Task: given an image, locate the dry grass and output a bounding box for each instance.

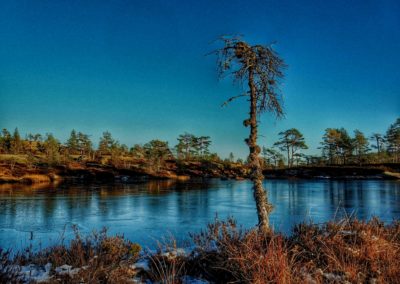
[146,241,187,284]
[184,217,400,283]
[20,174,52,184]
[2,218,399,283]
[187,218,295,283]
[5,226,141,283]
[0,249,21,282]
[0,154,28,165]
[291,217,400,283]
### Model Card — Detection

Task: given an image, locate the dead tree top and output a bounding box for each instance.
[213,36,286,118]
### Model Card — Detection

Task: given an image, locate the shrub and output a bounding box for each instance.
[12,227,141,283]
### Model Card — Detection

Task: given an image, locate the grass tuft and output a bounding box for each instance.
[1,217,399,283]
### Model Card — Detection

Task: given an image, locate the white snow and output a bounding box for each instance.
[131,259,150,271]
[1,263,53,283]
[54,264,81,276]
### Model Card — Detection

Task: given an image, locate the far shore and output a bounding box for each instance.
[1,158,399,186]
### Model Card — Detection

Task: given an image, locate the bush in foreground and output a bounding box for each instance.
[1,227,141,283]
[1,218,399,283]
[149,217,400,283]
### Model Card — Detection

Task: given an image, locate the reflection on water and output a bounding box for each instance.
[0,179,399,250]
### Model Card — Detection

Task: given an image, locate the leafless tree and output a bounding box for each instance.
[213,35,286,233]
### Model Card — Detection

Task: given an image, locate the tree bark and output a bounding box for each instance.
[290,145,294,167]
[247,68,273,234]
[376,137,380,154]
[287,144,290,168]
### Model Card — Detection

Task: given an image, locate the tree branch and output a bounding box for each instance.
[221,93,249,107]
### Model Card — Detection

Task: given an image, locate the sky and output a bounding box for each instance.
[1,0,399,158]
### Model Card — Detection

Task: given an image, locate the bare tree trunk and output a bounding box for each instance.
[376,137,380,154]
[290,146,294,167]
[247,68,273,234]
[287,145,290,168]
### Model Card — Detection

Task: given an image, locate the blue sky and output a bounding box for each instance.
[1,0,399,158]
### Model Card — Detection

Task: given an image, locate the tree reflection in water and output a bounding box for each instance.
[0,179,399,251]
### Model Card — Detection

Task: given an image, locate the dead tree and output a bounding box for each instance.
[213,36,286,233]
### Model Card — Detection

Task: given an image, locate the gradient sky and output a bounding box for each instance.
[1,0,399,158]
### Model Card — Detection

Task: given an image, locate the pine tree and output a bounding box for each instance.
[353,130,369,165]
[274,128,308,167]
[98,131,115,156]
[11,128,23,154]
[0,129,12,153]
[77,132,93,158]
[43,133,60,165]
[176,133,196,160]
[143,140,172,172]
[386,118,400,162]
[66,130,79,154]
[214,36,286,233]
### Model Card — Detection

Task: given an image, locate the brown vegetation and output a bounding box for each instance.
[172,218,400,283]
[0,118,399,185]
[2,218,399,283]
[20,174,52,184]
[1,227,141,283]
[0,155,250,185]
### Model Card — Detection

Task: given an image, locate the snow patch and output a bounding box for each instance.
[54,264,81,276]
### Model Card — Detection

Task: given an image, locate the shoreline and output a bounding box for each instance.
[1,162,399,186]
[1,217,399,283]
[263,165,400,180]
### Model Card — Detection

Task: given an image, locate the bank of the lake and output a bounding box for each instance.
[1,158,399,186]
[264,164,400,180]
[1,217,399,283]
[0,159,249,184]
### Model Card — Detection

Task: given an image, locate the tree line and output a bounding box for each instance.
[0,129,217,171]
[261,118,400,167]
[0,117,398,169]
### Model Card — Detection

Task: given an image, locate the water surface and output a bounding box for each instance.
[0,179,399,250]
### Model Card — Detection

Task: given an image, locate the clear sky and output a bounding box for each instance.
[1,0,399,158]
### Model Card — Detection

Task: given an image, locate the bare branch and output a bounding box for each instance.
[213,35,286,118]
[212,35,287,233]
[221,93,249,107]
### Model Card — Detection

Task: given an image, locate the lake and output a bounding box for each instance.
[0,179,399,250]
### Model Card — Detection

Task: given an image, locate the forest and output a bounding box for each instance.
[0,117,398,173]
